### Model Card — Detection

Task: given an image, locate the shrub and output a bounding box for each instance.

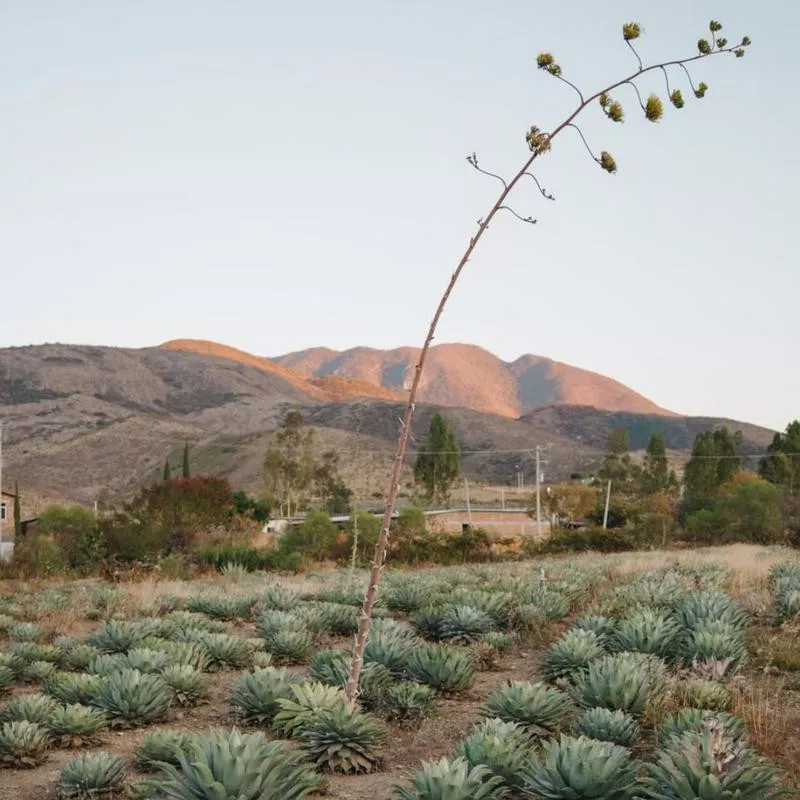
[484,681,573,735]
[155,729,323,800]
[59,751,126,797]
[299,705,386,773]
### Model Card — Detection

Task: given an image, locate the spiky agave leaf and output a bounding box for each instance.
[520,734,639,799]
[572,652,666,716]
[540,629,605,682]
[308,649,392,710]
[679,679,732,711]
[386,581,433,613]
[156,728,323,800]
[64,644,102,671]
[454,718,532,790]
[261,585,301,611]
[59,751,126,797]
[406,644,476,694]
[675,590,747,632]
[87,620,145,654]
[299,705,386,774]
[439,605,494,644]
[126,647,171,674]
[8,622,47,642]
[0,720,50,768]
[639,729,785,799]
[22,659,57,683]
[192,632,253,671]
[394,757,506,800]
[44,672,106,706]
[0,665,15,695]
[411,607,447,641]
[1,692,59,724]
[364,629,416,676]
[160,641,212,672]
[88,653,129,676]
[184,594,255,621]
[482,632,512,653]
[273,681,349,738]
[575,707,638,747]
[90,668,172,727]
[658,708,747,745]
[385,682,437,726]
[255,610,300,639]
[484,681,573,736]
[229,667,299,725]
[47,703,107,748]
[681,620,746,672]
[135,730,197,771]
[263,628,314,665]
[10,642,63,665]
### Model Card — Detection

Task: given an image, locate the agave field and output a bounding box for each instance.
[0,544,798,799]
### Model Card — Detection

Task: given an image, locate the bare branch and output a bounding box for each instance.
[678,62,700,94]
[625,38,643,71]
[660,65,673,97]
[566,123,600,164]
[623,79,646,111]
[466,152,508,189]
[497,206,537,224]
[522,171,556,201]
[554,74,585,103]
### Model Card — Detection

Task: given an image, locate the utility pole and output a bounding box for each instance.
[464,478,472,527]
[535,446,542,537]
[603,480,612,529]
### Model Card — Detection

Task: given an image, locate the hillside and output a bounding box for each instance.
[0,341,775,507]
[273,343,674,418]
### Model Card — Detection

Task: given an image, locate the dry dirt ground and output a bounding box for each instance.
[1,544,799,799]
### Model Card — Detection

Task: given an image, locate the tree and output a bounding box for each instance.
[597,428,634,487]
[683,427,742,513]
[413,412,460,505]
[182,442,191,479]
[760,421,800,491]
[232,490,271,523]
[262,412,317,517]
[344,19,752,706]
[37,505,105,573]
[640,433,679,496]
[13,482,21,539]
[314,451,352,514]
[163,460,172,482]
[279,510,338,562]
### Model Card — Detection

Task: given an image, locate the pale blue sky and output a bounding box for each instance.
[1,1,796,431]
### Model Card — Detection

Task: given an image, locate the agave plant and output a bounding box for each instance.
[255,610,300,639]
[0,720,50,768]
[406,644,476,693]
[658,709,747,745]
[161,664,211,707]
[44,672,106,706]
[136,730,197,771]
[572,652,666,717]
[90,668,172,726]
[273,681,349,738]
[193,633,253,670]
[454,718,532,791]
[768,561,800,587]
[299,705,386,773]
[185,594,255,621]
[574,707,638,747]
[519,734,639,799]
[0,666,15,695]
[386,582,433,613]
[679,679,732,711]
[64,644,102,671]
[309,649,392,709]
[8,622,47,642]
[316,602,360,636]
[263,628,314,664]
[10,642,63,664]
[23,659,58,683]
[88,653,129,676]
[571,615,617,641]
[540,629,605,682]
[1,692,59,724]
[410,606,447,641]
[394,757,506,800]
[776,582,800,621]
[47,703,107,748]
[364,629,416,676]
[261,586,301,611]
[385,681,437,725]
[87,620,145,654]
[125,647,170,674]
[253,651,274,669]
[680,620,746,672]
[0,652,25,679]
[484,680,573,736]
[439,605,494,644]
[675,590,748,632]
[161,641,212,672]
[611,607,682,659]
[640,729,785,799]
[482,631,512,653]
[156,728,323,800]
[229,667,299,725]
[59,751,126,798]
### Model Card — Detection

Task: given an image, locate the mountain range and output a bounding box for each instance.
[0,339,774,511]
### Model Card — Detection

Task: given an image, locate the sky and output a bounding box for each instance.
[1,1,797,431]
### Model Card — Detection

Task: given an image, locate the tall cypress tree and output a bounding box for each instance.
[13,482,21,538]
[413,412,460,505]
[642,433,669,494]
[163,460,172,481]
[182,442,190,478]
